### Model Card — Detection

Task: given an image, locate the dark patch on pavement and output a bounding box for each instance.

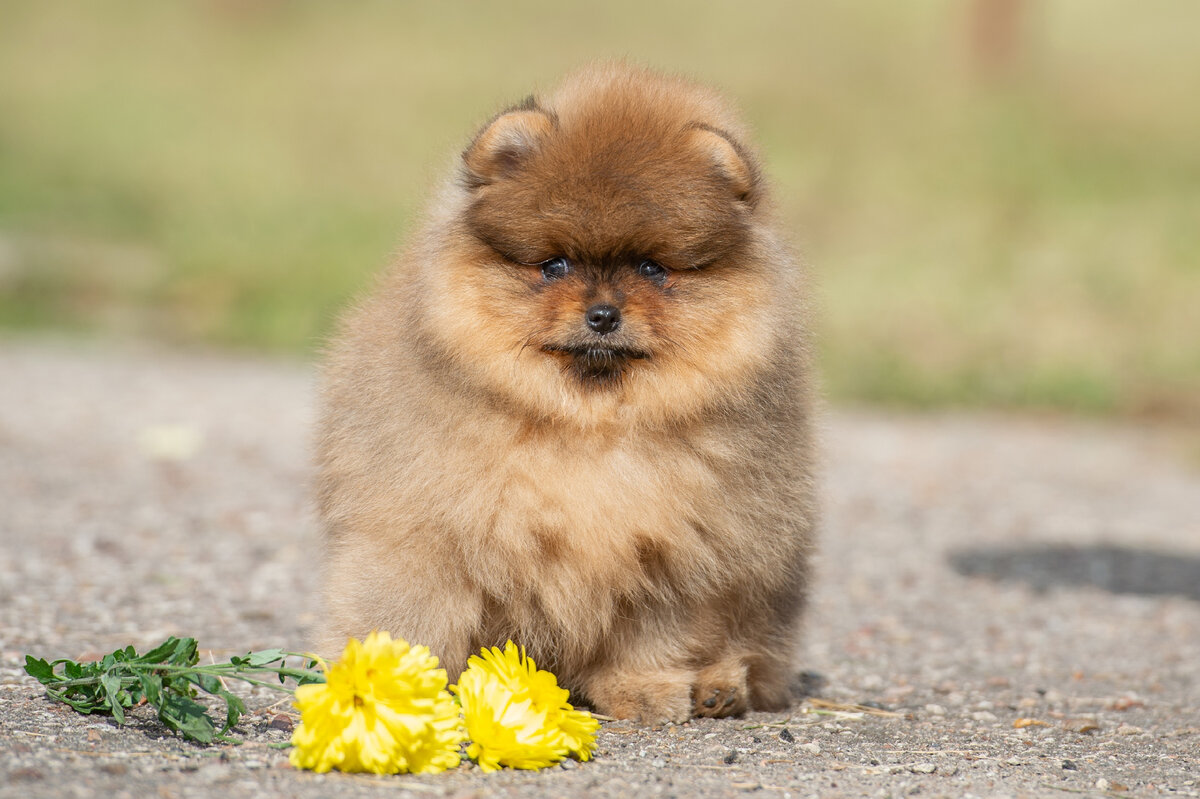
[948,544,1200,601]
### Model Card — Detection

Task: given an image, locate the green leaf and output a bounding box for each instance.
[188,672,223,694]
[172,638,200,667]
[139,637,183,664]
[24,656,56,684]
[100,673,124,724]
[217,689,246,734]
[242,649,285,667]
[159,693,215,744]
[138,673,163,706]
[50,688,103,715]
[138,636,199,668]
[160,674,197,704]
[59,698,97,714]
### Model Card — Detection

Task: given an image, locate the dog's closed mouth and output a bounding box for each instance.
[542,344,650,385]
[543,345,651,362]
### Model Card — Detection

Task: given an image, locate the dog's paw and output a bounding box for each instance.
[586,669,693,725]
[692,659,748,718]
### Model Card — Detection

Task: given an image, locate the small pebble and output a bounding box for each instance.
[723,750,738,764]
[800,742,821,755]
[268,714,294,732]
[650,758,667,768]
[779,727,795,743]
[1062,760,1078,770]
[924,704,947,716]
[908,763,937,774]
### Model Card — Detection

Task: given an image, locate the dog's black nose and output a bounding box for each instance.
[585,303,621,335]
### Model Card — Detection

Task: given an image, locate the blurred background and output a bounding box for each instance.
[1,0,1197,420]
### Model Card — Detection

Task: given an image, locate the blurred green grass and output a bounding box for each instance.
[1,1,1198,418]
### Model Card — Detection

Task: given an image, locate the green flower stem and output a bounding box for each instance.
[47,665,318,693]
[25,636,327,744]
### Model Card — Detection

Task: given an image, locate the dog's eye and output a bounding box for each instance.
[637,260,667,284]
[540,257,570,281]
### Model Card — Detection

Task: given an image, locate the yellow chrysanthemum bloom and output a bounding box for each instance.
[451,641,599,772]
[289,632,464,774]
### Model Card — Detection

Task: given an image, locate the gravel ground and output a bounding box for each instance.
[1,338,1197,799]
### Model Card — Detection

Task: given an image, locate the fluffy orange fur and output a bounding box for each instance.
[317,62,817,723]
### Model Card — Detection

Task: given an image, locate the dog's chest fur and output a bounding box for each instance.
[450,421,738,638]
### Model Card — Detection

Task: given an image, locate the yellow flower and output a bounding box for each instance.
[289,632,463,774]
[451,641,599,772]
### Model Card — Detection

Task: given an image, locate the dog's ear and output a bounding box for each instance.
[688,124,762,207]
[462,97,555,187]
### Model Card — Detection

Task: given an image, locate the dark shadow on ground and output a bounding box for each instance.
[948,544,1200,601]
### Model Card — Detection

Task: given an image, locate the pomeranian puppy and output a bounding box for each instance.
[317,62,816,723]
